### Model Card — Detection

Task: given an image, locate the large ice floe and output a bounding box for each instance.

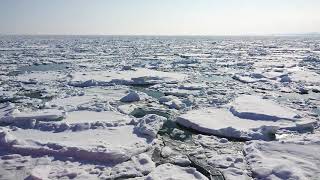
[0,125,153,164]
[69,68,187,87]
[177,95,316,140]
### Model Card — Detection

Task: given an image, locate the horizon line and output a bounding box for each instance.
[1,33,320,37]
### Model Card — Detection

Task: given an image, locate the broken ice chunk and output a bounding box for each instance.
[135,114,167,138]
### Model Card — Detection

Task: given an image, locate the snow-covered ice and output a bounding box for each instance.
[244,140,320,179]
[136,163,208,180]
[230,95,299,121]
[0,125,153,163]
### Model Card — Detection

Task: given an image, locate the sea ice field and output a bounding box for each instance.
[0,35,319,180]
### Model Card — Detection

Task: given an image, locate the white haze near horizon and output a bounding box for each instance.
[0,0,319,36]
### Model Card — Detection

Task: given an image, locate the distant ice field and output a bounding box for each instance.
[0,35,319,180]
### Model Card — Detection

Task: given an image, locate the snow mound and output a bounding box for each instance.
[244,141,320,179]
[69,68,187,86]
[135,114,167,138]
[0,126,153,163]
[142,163,208,180]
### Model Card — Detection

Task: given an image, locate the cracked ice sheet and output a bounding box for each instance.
[244,141,320,180]
[0,125,153,164]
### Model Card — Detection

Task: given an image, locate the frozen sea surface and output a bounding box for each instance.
[0,35,319,179]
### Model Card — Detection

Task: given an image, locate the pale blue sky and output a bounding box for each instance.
[0,0,319,35]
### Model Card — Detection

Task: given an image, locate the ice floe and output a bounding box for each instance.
[69,68,187,86]
[0,125,153,163]
[177,95,316,140]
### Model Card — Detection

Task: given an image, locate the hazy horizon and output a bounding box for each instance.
[1,0,320,36]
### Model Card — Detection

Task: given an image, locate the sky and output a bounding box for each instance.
[0,0,319,35]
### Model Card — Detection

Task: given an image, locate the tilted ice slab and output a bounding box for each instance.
[0,126,153,163]
[244,141,320,179]
[69,68,187,86]
[230,95,299,121]
[177,95,316,140]
[135,163,208,180]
